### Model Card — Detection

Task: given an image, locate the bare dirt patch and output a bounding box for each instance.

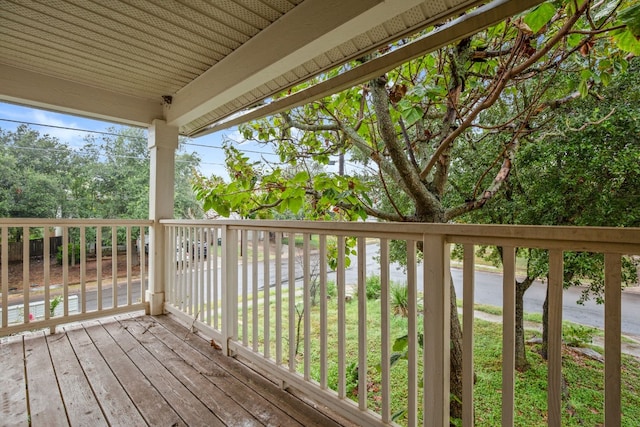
[1,255,146,295]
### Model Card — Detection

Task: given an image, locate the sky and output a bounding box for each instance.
[0,101,283,181]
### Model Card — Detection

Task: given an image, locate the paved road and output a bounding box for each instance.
[346,244,640,338]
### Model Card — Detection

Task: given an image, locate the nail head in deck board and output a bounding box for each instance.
[155,314,349,427]
[120,318,263,427]
[0,337,28,426]
[100,319,226,427]
[45,332,108,426]
[84,322,186,426]
[22,332,68,427]
[63,326,147,426]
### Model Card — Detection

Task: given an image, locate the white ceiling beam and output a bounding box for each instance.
[193,0,545,137]
[166,0,439,128]
[0,64,164,127]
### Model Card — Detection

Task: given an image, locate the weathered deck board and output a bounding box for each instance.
[0,337,28,426]
[137,315,306,426]
[46,332,108,426]
[63,325,147,426]
[84,318,185,426]
[100,319,226,427]
[0,314,350,426]
[154,315,345,427]
[23,331,67,427]
[121,317,263,427]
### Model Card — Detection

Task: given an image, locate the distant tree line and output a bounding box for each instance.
[0,124,204,240]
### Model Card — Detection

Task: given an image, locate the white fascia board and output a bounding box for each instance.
[166,0,434,128]
[0,64,164,127]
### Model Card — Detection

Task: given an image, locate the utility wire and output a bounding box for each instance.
[0,118,278,157]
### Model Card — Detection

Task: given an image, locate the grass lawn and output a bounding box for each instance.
[235,289,640,426]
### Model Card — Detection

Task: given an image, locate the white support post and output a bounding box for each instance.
[146,119,179,315]
[222,226,238,356]
[423,234,451,427]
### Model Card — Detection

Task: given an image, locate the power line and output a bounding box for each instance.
[0,118,138,140]
[0,117,280,158]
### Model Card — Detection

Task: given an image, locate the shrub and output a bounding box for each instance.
[563,323,596,347]
[56,244,81,265]
[366,275,381,300]
[390,284,409,317]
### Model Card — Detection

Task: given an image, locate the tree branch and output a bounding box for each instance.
[370,77,441,214]
[445,137,519,221]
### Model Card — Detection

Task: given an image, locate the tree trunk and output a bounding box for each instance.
[449,280,465,421]
[541,284,549,360]
[515,277,534,371]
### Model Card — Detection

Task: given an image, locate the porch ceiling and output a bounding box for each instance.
[0,0,542,137]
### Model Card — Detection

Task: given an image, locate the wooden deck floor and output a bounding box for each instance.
[0,314,350,427]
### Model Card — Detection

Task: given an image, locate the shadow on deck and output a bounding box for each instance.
[0,313,352,427]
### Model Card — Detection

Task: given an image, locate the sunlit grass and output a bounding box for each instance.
[233,288,640,426]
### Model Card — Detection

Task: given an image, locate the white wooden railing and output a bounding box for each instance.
[0,219,151,336]
[161,219,639,427]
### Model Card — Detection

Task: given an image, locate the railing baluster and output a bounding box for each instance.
[140,226,146,304]
[319,234,327,389]
[252,230,259,353]
[605,253,622,426]
[357,237,367,411]
[97,227,103,311]
[462,244,475,427]
[407,239,417,427]
[199,227,205,321]
[548,249,563,427]
[275,232,283,366]
[242,229,248,346]
[423,234,450,427]
[23,226,30,324]
[264,230,271,359]
[2,227,8,328]
[112,226,118,309]
[80,226,86,313]
[380,238,390,423]
[303,233,311,380]
[44,227,51,322]
[212,227,218,329]
[187,226,193,316]
[175,226,181,310]
[337,235,346,399]
[63,227,69,316]
[501,246,516,427]
[288,232,296,373]
[205,227,211,326]
[126,226,132,306]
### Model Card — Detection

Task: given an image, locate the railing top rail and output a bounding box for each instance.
[0,218,153,226]
[160,219,640,254]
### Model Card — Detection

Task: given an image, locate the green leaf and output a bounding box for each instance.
[578,79,589,98]
[392,334,409,352]
[614,28,640,55]
[566,33,582,48]
[618,3,640,37]
[287,196,303,213]
[580,69,592,80]
[389,351,408,368]
[291,170,309,184]
[524,3,556,34]
[391,409,407,422]
[401,106,423,126]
